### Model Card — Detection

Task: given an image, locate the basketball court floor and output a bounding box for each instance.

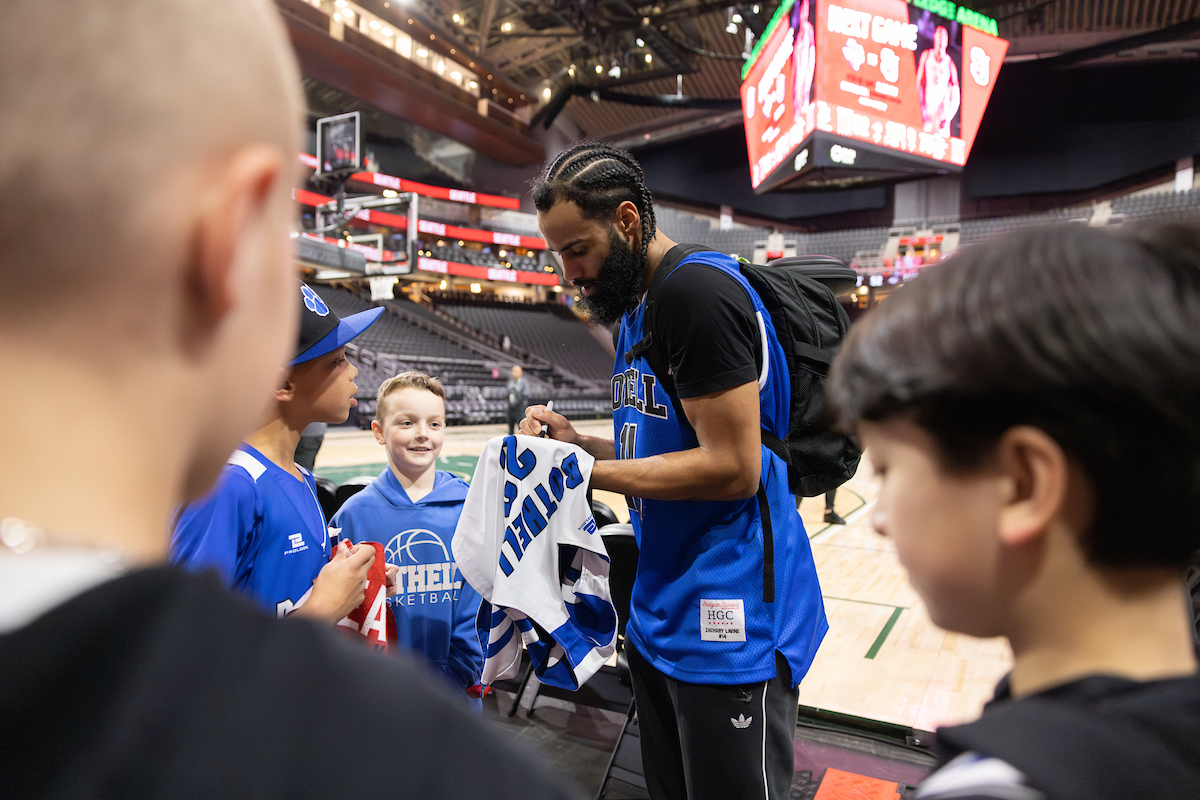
[315,420,1012,733]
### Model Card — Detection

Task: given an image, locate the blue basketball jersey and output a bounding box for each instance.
[171,444,329,616]
[613,250,828,687]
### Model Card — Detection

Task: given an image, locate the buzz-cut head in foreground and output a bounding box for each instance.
[0,0,304,559]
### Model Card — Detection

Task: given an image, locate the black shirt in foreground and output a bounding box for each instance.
[641,244,762,400]
[926,672,1200,800]
[0,567,581,800]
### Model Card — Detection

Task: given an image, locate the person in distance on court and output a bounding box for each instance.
[294,420,327,471]
[172,280,390,621]
[506,364,529,435]
[829,223,1200,799]
[824,488,846,525]
[523,142,827,800]
[0,1,580,797]
[332,372,485,706]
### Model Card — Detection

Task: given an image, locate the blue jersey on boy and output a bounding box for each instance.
[171,445,329,616]
[333,469,483,694]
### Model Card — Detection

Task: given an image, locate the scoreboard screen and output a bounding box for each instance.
[741,0,1007,192]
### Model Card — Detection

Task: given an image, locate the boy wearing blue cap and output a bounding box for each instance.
[172,282,389,621]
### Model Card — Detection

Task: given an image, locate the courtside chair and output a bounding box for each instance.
[332,476,373,516]
[313,476,339,524]
[505,504,634,720]
[593,522,643,800]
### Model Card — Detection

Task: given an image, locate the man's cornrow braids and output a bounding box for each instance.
[539,142,657,256]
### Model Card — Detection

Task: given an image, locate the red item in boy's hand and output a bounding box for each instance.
[335,541,397,652]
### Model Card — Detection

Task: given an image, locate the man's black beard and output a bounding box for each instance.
[576,230,645,326]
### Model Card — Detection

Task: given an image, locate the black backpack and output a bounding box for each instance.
[737,255,862,498]
[622,250,862,602]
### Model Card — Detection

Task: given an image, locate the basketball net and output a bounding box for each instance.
[369,276,397,301]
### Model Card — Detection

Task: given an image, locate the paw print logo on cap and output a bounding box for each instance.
[301,284,330,317]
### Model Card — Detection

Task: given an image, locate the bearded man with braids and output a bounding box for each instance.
[521,142,827,800]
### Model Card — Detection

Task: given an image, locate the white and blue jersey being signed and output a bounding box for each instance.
[171,445,329,617]
[453,436,616,691]
[614,246,828,687]
[332,469,483,694]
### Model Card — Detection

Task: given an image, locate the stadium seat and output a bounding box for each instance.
[507,522,638,729]
[313,476,339,522]
[438,299,613,381]
[333,475,374,513]
[593,523,644,799]
[591,499,621,528]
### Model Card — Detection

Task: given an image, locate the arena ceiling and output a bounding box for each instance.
[400,0,1200,143]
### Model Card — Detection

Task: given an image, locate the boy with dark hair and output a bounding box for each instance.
[333,372,484,702]
[172,282,388,621]
[828,223,1200,799]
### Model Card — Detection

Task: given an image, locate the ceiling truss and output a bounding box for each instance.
[394,0,1199,141]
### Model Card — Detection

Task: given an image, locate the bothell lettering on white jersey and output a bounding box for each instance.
[453,436,616,690]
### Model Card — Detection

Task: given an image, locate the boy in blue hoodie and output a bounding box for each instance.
[333,372,484,702]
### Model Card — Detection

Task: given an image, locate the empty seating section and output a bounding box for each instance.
[807,227,890,266]
[1112,188,1200,221]
[958,192,1200,247]
[653,206,766,258]
[959,206,1081,246]
[653,206,887,266]
[313,284,374,317]
[310,191,1200,428]
[387,295,503,348]
[310,285,610,425]
[655,191,1200,265]
[357,314,482,361]
[438,300,613,381]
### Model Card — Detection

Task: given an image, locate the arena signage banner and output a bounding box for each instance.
[415,219,546,251]
[416,257,560,286]
[352,172,521,210]
[740,0,1006,192]
[295,154,522,210]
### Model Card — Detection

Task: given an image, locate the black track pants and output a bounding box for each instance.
[627,643,799,800]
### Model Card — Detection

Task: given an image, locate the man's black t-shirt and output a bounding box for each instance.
[634,244,762,401]
[0,567,580,800]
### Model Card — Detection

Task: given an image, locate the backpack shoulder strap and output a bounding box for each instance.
[621,245,712,368]
[626,249,783,605]
[756,481,775,603]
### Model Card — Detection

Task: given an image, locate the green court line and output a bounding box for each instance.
[865,607,905,660]
[314,462,386,485]
[315,455,480,485]
[822,596,907,610]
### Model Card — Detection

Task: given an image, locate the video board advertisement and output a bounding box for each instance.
[741,0,819,191]
[741,0,1007,192]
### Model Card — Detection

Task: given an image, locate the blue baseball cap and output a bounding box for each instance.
[292,282,384,365]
